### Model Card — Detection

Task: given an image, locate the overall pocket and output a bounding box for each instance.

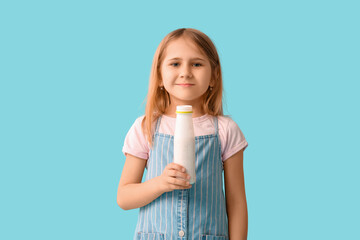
[136,232,164,240]
[201,235,229,240]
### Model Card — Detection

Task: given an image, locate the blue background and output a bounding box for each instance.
[1,0,359,239]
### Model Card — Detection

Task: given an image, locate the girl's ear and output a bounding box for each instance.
[158,72,163,87]
[210,66,219,87]
[209,80,215,88]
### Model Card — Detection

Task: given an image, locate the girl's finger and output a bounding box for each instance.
[167,177,190,187]
[167,170,177,177]
[168,163,186,172]
[167,170,189,180]
[171,184,192,190]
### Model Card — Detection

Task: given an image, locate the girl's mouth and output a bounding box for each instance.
[177,84,194,87]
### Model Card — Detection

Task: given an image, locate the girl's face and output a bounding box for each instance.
[160,37,212,107]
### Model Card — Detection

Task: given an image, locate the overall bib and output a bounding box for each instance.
[134,116,229,240]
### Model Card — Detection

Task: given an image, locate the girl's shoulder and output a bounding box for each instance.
[126,115,146,135]
[216,115,248,161]
[123,115,149,159]
[133,115,145,125]
[217,115,241,134]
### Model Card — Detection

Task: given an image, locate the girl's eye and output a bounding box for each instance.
[169,63,202,67]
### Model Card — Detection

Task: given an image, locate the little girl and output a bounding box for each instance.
[117,28,248,240]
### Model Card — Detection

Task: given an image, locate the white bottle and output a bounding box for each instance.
[174,105,196,184]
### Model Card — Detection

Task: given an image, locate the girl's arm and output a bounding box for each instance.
[224,149,248,240]
[117,153,191,210]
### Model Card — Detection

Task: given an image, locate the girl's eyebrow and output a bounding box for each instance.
[167,57,206,62]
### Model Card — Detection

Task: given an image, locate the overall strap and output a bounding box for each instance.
[214,116,219,134]
[155,116,162,133]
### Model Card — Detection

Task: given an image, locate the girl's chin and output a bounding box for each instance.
[169,93,205,103]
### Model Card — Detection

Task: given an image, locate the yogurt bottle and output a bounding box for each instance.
[174,105,196,184]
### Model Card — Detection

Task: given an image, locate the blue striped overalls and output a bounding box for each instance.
[134,116,229,240]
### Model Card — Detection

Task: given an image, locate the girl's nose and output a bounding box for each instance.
[180,65,192,78]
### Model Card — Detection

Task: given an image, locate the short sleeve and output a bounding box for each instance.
[122,116,149,160]
[221,117,248,162]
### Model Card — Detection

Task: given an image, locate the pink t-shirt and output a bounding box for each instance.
[122,114,248,162]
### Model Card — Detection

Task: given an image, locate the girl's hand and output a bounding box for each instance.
[157,163,192,193]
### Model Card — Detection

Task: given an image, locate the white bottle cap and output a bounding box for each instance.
[176,105,193,113]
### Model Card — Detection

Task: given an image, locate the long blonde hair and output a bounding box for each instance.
[142,28,224,146]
